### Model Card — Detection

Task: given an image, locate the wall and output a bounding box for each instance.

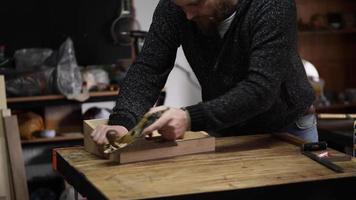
[134,0,202,107]
[297,0,356,93]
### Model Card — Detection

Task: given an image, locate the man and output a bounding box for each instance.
[91,0,318,145]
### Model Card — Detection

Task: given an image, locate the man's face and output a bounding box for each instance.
[173,0,232,34]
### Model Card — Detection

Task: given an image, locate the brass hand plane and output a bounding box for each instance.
[103,108,169,154]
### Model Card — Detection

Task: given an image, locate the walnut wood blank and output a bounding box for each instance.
[83,119,215,164]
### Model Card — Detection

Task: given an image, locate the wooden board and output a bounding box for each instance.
[0,78,12,200]
[83,119,215,163]
[0,76,6,110]
[3,116,29,200]
[83,119,109,158]
[110,132,215,164]
[53,134,356,200]
[0,111,12,200]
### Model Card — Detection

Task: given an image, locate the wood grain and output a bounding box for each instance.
[110,132,215,164]
[83,119,109,158]
[54,134,356,200]
[83,119,215,163]
[0,111,12,200]
[3,116,29,200]
[0,76,6,110]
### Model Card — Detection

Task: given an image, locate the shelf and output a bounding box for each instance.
[299,29,356,35]
[316,102,356,113]
[7,90,119,109]
[7,90,119,103]
[21,133,83,145]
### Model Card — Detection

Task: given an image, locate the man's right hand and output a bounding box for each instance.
[90,125,129,145]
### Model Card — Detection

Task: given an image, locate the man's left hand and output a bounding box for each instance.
[142,106,189,140]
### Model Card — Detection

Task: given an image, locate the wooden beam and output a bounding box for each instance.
[0,76,6,110]
[0,111,12,200]
[3,116,29,200]
[0,75,12,200]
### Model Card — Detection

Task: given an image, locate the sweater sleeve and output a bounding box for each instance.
[186,0,298,132]
[108,0,182,129]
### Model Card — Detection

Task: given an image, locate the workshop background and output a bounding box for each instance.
[0,0,355,199]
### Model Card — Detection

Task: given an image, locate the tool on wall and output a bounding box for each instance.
[110,0,141,45]
[301,141,344,173]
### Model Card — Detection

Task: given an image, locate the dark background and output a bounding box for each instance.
[0,0,132,65]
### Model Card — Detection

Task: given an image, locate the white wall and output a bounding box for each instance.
[134,0,202,107]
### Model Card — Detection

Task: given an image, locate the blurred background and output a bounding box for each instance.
[0,0,356,199]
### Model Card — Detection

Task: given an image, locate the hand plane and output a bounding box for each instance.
[103,108,169,154]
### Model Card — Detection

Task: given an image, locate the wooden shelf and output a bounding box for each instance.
[7,90,119,109]
[316,102,356,113]
[7,90,119,103]
[21,133,83,145]
[299,29,356,35]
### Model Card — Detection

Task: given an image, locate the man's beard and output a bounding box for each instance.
[194,17,219,36]
[192,0,237,36]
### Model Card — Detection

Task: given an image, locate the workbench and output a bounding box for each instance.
[52,134,356,200]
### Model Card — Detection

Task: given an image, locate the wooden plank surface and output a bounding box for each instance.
[54,134,356,200]
[0,76,11,199]
[3,116,29,200]
[83,119,109,158]
[83,119,215,163]
[0,76,6,110]
[110,132,215,164]
[0,111,12,200]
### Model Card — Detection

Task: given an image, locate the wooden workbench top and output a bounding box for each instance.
[53,134,356,200]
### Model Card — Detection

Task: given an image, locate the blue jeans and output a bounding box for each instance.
[287,114,319,142]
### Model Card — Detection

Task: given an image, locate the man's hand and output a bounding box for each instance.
[90,125,128,145]
[143,106,189,141]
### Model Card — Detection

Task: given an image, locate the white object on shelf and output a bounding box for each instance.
[39,130,56,138]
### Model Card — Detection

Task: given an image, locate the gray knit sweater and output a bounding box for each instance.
[109,0,315,135]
